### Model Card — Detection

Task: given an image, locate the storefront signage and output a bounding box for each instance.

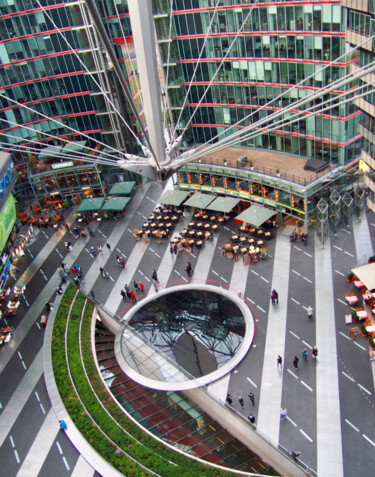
[51,161,74,170]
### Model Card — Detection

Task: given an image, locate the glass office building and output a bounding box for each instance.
[345,0,375,213]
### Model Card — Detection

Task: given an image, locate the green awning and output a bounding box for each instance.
[235,205,276,227]
[183,192,217,209]
[109,181,136,196]
[206,196,240,213]
[77,197,105,213]
[101,196,131,212]
[159,190,190,206]
[38,145,62,160]
[62,140,87,153]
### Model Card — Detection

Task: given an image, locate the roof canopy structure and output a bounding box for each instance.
[109,181,137,196]
[62,140,87,154]
[38,145,62,160]
[351,262,375,290]
[77,197,105,213]
[235,205,276,227]
[206,197,240,213]
[183,192,216,209]
[101,197,131,212]
[159,190,190,206]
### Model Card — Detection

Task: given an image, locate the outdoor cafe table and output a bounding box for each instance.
[241,247,248,254]
[240,237,247,243]
[189,222,195,227]
[211,225,218,231]
[204,224,211,229]
[210,216,217,221]
[357,310,368,320]
[196,240,203,246]
[354,280,365,289]
[366,325,375,334]
[148,215,155,220]
[345,295,359,305]
[248,238,255,244]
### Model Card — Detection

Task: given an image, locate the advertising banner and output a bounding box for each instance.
[0,194,16,254]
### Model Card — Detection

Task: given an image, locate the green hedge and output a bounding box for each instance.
[52,287,229,477]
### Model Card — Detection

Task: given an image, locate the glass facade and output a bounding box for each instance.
[154,0,362,165]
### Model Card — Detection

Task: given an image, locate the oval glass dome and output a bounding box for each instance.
[115,285,254,391]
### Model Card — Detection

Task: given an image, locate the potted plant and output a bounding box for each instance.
[369,336,375,350]
[352,310,358,322]
[249,160,254,170]
[347,271,355,282]
[223,158,228,166]
[276,168,281,177]
[361,323,369,337]
[368,256,375,263]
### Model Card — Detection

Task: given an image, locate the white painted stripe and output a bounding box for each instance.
[42,231,48,239]
[63,457,70,471]
[354,341,366,351]
[0,402,2,409]
[224,226,230,231]
[287,369,298,379]
[345,419,359,432]
[300,429,313,443]
[24,299,29,307]
[260,276,269,283]
[291,297,300,305]
[251,270,259,276]
[220,276,228,283]
[10,435,15,448]
[34,392,40,402]
[18,351,22,360]
[286,416,297,427]
[303,252,312,257]
[303,276,312,283]
[246,377,258,388]
[109,276,115,282]
[292,269,301,276]
[358,383,371,395]
[337,298,347,306]
[300,380,313,392]
[335,270,345,276]
[342,372,355,383]
[333,245,343,251]
[342,228,351,233]
[256,305,265,313]
[344,250,355,257]
[212,270,219,276]
[56,441,63,455]
[339,331,350,341]
[144,276,150,282]
[247,297,255,304]
[35,322,41,330]
[289,330,300,340]
[39,404,46,415]
[363,434,375,447]
[28,251,34,258]
[302,340,312,349]
[14,450,20,464]
[56,250,63,259]
[294,246,302,251]
[154,252,161,258]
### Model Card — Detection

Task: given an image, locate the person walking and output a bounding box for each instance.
[226,394,233,405]
[124,285,131,301]
[100,267,109,279]
[97,244,103,254]
[312,346,318,359]
[239,397,244,408]
[106,243,112,253]
[291,450,300,459]
[134,281,140,292]
[307,305,313,320]
[120,289,126,300]
[280,407,288,420]
[302,348,308,361]
[119,257,125,268]
[64,223,69,231]
[248,413,256,426]
[130,290,137,304]
[248,392,255,406]
[139,282,144,292]
[90,246,96,258]
[73,276,80,288]
[185,262,193,277]
[153,279,159,292]
[277,355,283,370]
[152,269,159,284]
[90,290,96,301]
[293,355,299,370]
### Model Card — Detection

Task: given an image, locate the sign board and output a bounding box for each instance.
[51,161,74,170]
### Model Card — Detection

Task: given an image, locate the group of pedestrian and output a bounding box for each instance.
[115,254,126,268]
[277,346,318,372]
[99,267,109,279]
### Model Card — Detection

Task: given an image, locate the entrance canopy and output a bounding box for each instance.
[235,205,275,227]
[109,181,136,196]
[183,192,216,209]
[77,197,105,213]
[38,145,62,160]
[206,196,240,213]
[159,190,190,206]
[62,140,87,154]
[101,197,131,212]
[351,263,375,290]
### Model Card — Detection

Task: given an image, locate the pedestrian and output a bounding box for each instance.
[277,355,282,370]
[291,450,300,459]
[293,355,299,370]
[185,262,192,277]
[45,302,53,312]
[226,394,233,405]
[134,281,140,292]
[274,289,279,304]
[248,413,255,425]
[248,392,255,406]
[97,244,103,254]
[280,407,287,420]
[65,241,72,252]
[130,290,137,303]
[120,289,126,300]
[90,290,96,301]
[302,348,308,361]
[106,243,112,253]
[90,246,96,258]
[64,223,69,231]
[139,281,144,292]
[100,267,109,278]
[59,419,67,431]
[73,276,80,287]
[307,305,313,320]
[271,289,277,305]
[239,396,244,408]
[312,346,318,359]
[170,244,174,256]
[152,269,159,284]
[153,279,159,292]
[119,257,125,268]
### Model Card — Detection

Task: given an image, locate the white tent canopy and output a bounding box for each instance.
[351,263,375,290]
